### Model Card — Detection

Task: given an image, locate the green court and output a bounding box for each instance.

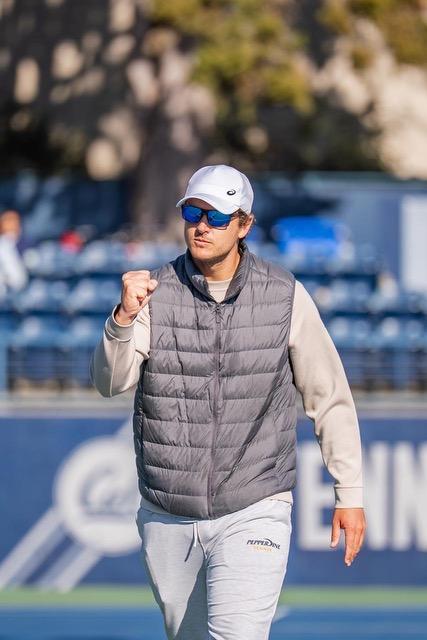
[1,587,426,639]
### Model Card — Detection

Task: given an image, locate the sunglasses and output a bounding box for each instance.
[181,204,237,229]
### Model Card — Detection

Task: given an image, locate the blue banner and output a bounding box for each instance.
[0,413,425,587]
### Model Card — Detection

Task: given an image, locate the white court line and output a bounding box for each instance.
[0,508,64,587]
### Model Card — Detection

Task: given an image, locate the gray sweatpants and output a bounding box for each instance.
[136,499,292,640]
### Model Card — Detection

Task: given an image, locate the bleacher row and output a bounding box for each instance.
[1,236,427,391]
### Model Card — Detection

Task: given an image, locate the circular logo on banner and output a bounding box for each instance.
[54,436,140,555]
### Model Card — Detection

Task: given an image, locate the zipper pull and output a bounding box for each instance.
[215,305,221,322]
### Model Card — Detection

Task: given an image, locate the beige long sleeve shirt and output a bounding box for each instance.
[91,278,363,511]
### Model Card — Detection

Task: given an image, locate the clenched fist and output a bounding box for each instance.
[114,270,158,325]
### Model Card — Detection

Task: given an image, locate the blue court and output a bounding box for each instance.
[0,607,426,640]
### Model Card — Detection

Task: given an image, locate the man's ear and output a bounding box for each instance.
[239,213,255,238]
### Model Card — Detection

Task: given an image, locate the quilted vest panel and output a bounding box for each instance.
[133,241,297,518]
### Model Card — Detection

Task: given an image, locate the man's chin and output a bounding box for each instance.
[190,243,222,265]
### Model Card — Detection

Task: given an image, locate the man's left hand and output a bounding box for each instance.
[330,507,366,566]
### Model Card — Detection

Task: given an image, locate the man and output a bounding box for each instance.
[91,164,366,640]
[0,209,28,297]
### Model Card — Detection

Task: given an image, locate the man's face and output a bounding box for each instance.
[0,210,21,237]
[183,198,252,263]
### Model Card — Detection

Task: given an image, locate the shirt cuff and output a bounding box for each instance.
[105,304,136,341]
[334,487,364,508]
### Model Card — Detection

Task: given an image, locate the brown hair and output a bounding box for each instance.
[237,210,256,252]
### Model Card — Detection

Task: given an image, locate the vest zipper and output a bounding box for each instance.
[207,303,221,518]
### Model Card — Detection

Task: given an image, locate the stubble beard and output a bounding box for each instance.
[191,240,236,269]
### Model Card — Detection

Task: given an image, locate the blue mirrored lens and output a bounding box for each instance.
[208,210,232,225]
[181,205,202,222]
[181,205,232,227]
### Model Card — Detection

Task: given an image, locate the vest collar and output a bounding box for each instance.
[184,240,251,302]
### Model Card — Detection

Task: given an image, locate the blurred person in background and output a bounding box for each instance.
[59,229,85,254]
[0,209,28,297]
[91,165,366,640]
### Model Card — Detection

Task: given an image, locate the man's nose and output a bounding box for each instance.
[195,213,210,231]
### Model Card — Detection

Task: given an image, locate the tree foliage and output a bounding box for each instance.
[1,0,427,236]
[148,0,313,117]
[321,0,427,67]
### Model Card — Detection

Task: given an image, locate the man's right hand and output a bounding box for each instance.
[114,270,158,325]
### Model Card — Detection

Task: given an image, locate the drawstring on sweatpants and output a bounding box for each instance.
[192,521,199,548]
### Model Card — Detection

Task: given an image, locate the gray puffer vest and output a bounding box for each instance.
[133,240,297,519]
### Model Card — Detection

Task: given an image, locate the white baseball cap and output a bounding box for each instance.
[176,164,254,214]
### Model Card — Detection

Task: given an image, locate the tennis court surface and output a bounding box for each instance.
[1,588,426,640]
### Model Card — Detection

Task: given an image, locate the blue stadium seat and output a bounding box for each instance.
[60,317,104,386]
[8,317,64,386]
[124,241,184,271]
[327,317,373,387]
[23,241,75,278]
[12,279,69,314]
[9,316,63,348]
[368,289,426,318]
[271,216,342,258]
[64,278,121,314]
[2,225,426,390]
[75,241,112,274]
[246,241,282,262]
[369,318,427,389]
